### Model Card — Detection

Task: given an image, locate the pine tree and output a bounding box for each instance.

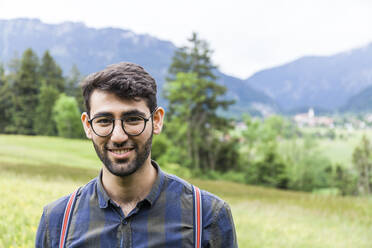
[34,51,65,135]
[34,83,60,136]
[167,32,217,81]
[352,135,372,195]
[66,65,84,112]
[39,51,65,91]
[0,64,13,133]
[12,49,40,134]
[164,33,234,171]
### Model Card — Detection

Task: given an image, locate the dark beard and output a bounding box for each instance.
[93,134,153,177]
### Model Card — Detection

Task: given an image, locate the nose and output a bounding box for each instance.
[110,119,128,143]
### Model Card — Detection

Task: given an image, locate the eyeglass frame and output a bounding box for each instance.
[87,107,158,137]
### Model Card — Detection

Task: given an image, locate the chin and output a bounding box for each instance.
[106,158,142,177]
[93,134,153,178]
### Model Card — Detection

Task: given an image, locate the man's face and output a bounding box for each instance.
[81,90,163,177]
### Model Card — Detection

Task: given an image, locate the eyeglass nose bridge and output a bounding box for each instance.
[110,118,147,137]
[110,119,128,137]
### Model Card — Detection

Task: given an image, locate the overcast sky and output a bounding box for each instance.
[1,0,372,79]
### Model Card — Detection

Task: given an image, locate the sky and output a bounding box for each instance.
[1,0,372,79]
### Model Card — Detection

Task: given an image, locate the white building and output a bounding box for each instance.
[294,108,334,128]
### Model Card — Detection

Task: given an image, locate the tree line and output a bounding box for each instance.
[0,34,371,196]
[0,49,84,138]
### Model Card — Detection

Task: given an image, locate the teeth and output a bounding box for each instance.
[111,149,131,154]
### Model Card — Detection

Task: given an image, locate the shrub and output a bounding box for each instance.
[245,152,289,189]
[53,94,85,139]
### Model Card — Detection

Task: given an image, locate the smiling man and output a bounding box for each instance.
[35,62,237,247]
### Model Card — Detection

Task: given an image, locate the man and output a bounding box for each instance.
[36,62,237,247]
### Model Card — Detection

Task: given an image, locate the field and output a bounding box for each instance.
[302,127,372,166]
[276,127,372,168]
[1,135,372,247]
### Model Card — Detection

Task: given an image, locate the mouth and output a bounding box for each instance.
[107,147,135,159]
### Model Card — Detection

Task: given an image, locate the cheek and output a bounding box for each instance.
[132,130,152,148]
[92,136,108,149]
[141,125,153,140]
[145,121,154,134]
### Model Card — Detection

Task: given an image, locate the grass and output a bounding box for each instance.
[315,129,372,167]
[1,134,372,247]
[0,135,99,169]
[279,127,372,167]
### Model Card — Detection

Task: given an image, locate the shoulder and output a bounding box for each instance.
[43,178,96,218]
[163,172,194,193]
[43,194,70,229]
[162,172,229,225]
[199,188,230,228]
[40,178,97,240]
[36,193,71,247]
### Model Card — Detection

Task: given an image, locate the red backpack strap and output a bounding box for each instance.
[59,188,80,248]
[193,185,202,248]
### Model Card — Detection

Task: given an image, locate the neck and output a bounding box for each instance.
[101,158,157,208]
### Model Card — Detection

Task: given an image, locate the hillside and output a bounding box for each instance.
[341,84,372,112]
[0,18,275,115]
[245,43,372,113]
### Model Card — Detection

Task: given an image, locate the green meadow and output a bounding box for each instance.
[297,127,372,167]
[1,135,372,248]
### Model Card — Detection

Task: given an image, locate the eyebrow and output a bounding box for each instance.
[92,110,147,119]
[121,110,147,117]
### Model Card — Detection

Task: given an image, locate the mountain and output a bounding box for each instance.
[0,18,174,90]
[215,71,278,116]
[0,18,275,116]
[245,43,372,113]
[341,85,372,113]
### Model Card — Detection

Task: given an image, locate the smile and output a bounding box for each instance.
[108,148,134,155]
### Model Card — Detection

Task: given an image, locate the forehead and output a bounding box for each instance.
[89,90,149,116]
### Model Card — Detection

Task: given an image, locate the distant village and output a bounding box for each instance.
[293,108,372,130]
[234,108,372,133]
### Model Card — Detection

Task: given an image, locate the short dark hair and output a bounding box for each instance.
[81,62,157,115]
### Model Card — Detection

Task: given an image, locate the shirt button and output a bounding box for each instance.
[122,220,127,225]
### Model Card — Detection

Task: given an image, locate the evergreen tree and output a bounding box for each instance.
[12,49,40,134]
[164,33,234,171]
[352,135,372,195]
[34,51,65,135]
[34,84,60,136]
[167,32,217,81]
[0,63,4,83]
[39,51,65,91]
[0,64,13,133]
[7,52,21,77]
[66,65,85,112]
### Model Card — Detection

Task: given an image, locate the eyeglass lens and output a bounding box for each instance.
[92,116,145,136]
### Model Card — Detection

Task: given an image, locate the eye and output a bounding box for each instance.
[124,116,143,125]
[94,117,112,126]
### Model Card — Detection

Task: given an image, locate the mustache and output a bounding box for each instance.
[104,141,137,150]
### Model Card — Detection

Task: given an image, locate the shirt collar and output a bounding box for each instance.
[97,170,110,208]
[96,160,165,209]
[143,160,165,206]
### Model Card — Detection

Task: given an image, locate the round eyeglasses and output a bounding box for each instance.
[88,109,157,137]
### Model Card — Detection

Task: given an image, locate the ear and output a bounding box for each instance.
[152,107,165,135]
[81,112,93,139]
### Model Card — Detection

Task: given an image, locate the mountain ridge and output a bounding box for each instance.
[0,18,275,115]
[245,42,372,112]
